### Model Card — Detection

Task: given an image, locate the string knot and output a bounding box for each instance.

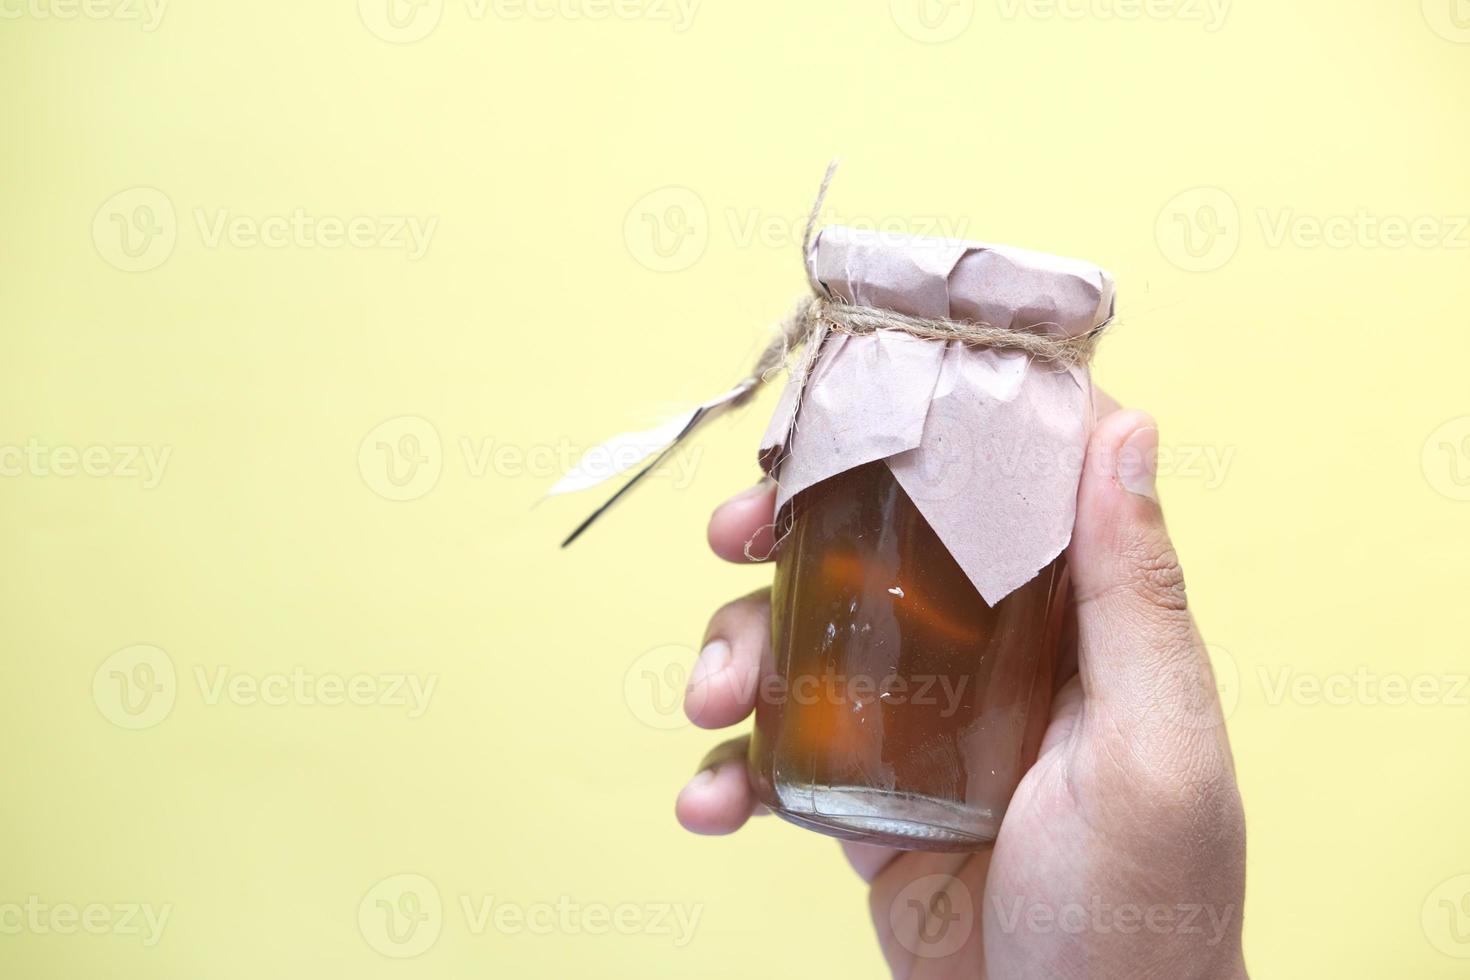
[734,161,1109,403]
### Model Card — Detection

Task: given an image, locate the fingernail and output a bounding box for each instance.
[687,639,732,694]
[1118,425,1159,501]
[687,767,717,788]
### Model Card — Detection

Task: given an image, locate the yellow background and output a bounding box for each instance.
[3,0,1469,976]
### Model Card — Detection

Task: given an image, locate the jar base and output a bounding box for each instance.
[764,785,999,852]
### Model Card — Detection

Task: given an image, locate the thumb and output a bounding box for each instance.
[1067,410,1225,732]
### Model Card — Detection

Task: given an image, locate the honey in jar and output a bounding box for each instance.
[748,460,1068,850]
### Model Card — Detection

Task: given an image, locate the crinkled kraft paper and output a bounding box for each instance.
[759,225,1115,605]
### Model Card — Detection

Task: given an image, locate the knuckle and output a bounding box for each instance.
[1121,535,1189,613]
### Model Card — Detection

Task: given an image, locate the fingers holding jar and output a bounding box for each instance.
[684,589,770,730]
[706,479,778,563]
[674,485,785,837]
[674,736,760,836]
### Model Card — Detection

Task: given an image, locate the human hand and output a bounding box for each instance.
[675,405,1249,979]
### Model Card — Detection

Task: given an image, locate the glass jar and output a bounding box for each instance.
[748,460,1069,851]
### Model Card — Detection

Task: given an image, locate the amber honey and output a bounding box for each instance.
[748,461,1067,850]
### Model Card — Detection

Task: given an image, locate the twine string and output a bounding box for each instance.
[732,160,1109,409]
